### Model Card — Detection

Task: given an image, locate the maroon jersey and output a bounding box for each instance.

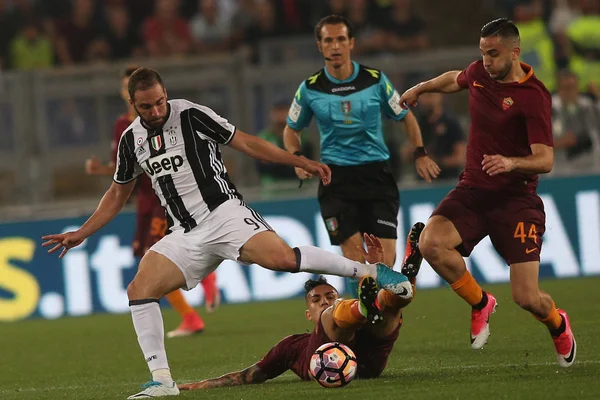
[112,114,159,215]
[256,319,399,381]
[456,61,553,193]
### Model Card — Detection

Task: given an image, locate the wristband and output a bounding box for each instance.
[413,146,427,160]
[293,151,303,157]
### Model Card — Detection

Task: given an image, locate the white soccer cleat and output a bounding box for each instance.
[127,381,179,399]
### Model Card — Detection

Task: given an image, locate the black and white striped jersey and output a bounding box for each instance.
[114,99,242,233]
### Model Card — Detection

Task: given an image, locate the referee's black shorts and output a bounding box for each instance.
[317,161,400,245]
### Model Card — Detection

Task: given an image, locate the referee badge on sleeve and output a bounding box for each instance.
[325,217,339,236]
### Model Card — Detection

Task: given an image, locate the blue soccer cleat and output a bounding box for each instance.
[375,263,412,300]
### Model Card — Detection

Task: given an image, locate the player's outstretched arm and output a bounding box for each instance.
[42,180,136,258]
[229,129,331,185]
[399,71,463,108]
[178,364,268,390]
[283,124,313,181]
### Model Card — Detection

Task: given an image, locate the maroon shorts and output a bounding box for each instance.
[354,323,400,379]
[431,185,546,265]
[132,205,167,258]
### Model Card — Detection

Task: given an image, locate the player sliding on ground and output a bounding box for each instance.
[179,225,424,390]
[399,18,576,367]
[42,67,414,398]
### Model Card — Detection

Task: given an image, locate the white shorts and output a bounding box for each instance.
[150,199,272,290]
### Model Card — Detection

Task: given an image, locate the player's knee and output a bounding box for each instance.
[419,226,444,260]
[127,276,159,300]
[127,279,141,300]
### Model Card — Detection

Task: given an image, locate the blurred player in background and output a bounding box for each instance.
[85,66,217,338]
[399,18,576,367]
[179,227,424,390]
[284,15,439,297]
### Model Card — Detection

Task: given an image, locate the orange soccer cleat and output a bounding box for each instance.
[166,311,205,339]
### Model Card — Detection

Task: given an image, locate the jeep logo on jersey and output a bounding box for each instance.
[144,154,184,177]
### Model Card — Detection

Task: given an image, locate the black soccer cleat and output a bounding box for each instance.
[400,222,425,278]
[358,276,383,325]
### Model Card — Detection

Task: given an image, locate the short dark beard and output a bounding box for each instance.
[493,61,512,81]
[134,105,166,130]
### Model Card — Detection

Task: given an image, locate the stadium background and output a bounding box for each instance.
[1,0,598,322]
[0,1,599,399]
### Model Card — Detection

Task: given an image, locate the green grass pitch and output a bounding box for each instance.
[1,276,598,400]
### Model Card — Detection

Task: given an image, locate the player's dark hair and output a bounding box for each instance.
[315,15,354,41]
[480,18,520,40]
[128,67,164,101]
[122,65,140,79]
[304,276,334,297]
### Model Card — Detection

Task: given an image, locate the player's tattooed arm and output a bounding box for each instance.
[178,364,268,390]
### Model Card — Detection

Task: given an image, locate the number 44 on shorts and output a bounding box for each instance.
[513,221,537,244]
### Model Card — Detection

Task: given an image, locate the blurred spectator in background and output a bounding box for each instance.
[565,0,600,92]
[347,0,387,55]
[551,69,600,170]
[513,1,558,92]
[404,93,466,181]
[101,2,143,60]
[383,0,429,53]
[0,1,9,69]
[243,0,286,63]
[54,0,100,65]
[257,100,313,191]
[274,0,313,35]
[231,0,257,48]
[9,17,53,70]
[320,0,348,19]
[143,0,192,58]
[190,0,234,54]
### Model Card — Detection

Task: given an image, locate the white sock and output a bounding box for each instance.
[296,246,377,279]
[130,300,174,386]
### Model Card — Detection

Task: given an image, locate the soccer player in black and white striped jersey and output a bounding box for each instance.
[43,67,413,399]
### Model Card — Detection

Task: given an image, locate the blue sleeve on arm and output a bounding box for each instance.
[379,72,408,121]
[287,82,313,130]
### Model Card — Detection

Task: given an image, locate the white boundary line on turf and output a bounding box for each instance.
[1,360,598,394]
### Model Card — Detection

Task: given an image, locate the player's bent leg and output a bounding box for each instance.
[419,216,465,282]
[510,262,576,367]
[128,251,187,300]
[201,272,220,313]
[127,251,185,399]
[339,233,366,298]
[239,232,412,297]
[421,216,496,349]
[321,277,382,343]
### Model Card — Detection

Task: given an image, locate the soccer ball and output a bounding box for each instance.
[309,342,357,388]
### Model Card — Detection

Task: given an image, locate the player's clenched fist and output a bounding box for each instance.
[399,85,422,109]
